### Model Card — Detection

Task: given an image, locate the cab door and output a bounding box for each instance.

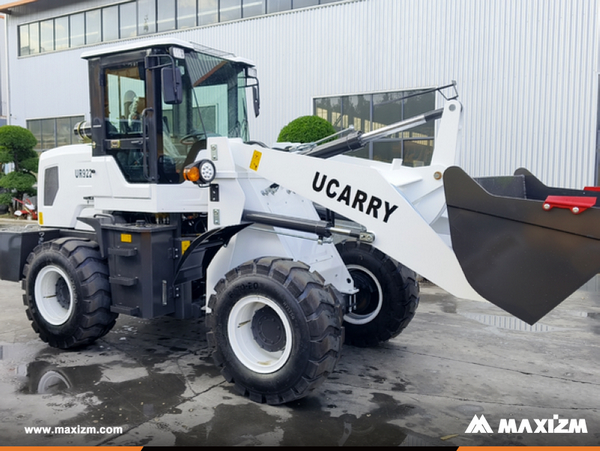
[88,51,159,183]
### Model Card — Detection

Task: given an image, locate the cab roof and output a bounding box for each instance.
[80,37,255,67]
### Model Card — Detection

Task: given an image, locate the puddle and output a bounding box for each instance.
[0,323,210,445]
[459,313,555,332]
[567,311,600,319]
[17,359,188,424]
[440,300,457,314]
[173,392,416,446]
[20,361,103,395]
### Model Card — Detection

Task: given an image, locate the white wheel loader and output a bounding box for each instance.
[1,38,597,404]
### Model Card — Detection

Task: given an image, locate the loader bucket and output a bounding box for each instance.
[443,166,600,325]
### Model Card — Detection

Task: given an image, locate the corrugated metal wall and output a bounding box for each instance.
[7,0,600,187]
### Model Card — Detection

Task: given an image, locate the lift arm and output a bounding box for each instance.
[230,100,485,304]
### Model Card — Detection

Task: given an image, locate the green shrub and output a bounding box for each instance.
[277,115,336,144]
[0,125,38,209]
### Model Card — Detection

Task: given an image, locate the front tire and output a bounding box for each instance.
[336,240,419,347]
[207,257,344,405]
[23,238,117,349]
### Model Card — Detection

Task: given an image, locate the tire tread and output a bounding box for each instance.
[337,240,419,347]
[23,239,117,349]
[207,257,344,405]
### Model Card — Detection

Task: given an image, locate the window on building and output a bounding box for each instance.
[268,0,291,13]
[243,0,265,17]
[54,16,69,51]
[18,1,347,56]
[294,0,319,8]
[19,22,39,56]
[178,0,197,28]
[220,0,242,21]
[157,0,176,32]
[27,116,86,151]
[70,13,85,47]
[85,9,101,45]
[40,19,54,53]
[138,0,157,35]
[103,6,120,42]
[120,3,138,38]
[18,23,29,56]
[314,89,436,165]
[29,22,40,54]
[198,0,219,25]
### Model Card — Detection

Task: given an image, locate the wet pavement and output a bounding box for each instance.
[1,275,600,446]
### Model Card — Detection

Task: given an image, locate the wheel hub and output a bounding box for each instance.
[35,265,75,326]
[55,277,71,310]
[344,264,384,325]
[350,269,378,315]
[251,306,286,352]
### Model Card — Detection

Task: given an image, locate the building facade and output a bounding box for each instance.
[1,0,599,187]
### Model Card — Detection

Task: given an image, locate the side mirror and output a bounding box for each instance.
[245,67,260,117]
[162,66,182,105]
[252,85,260,117]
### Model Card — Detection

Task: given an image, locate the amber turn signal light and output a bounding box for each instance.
[183,159,216,185]
[183,166,201,182]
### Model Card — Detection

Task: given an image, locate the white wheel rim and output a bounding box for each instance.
[37,370,70,394]
[227,295,293,374]
[344,264,383,325]
[35,265,74,326]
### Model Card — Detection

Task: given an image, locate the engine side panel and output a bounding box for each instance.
[38,144,101,228]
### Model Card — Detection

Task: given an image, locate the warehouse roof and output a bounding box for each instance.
[0,0,40,14]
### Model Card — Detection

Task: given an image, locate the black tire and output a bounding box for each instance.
[22,238,118,349]
[207,257,344,405]
[336,240,419,347]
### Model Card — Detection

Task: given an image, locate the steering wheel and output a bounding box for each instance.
[179,131,206,145]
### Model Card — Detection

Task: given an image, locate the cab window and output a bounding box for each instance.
[105,64,146,138]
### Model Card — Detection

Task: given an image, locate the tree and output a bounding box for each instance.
[0,126,38,211]
[277,115,336,144]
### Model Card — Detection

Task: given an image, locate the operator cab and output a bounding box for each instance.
[82,38,259,185]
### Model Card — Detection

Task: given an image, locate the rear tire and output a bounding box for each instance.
[336,240,419,347]
[207,257,344,405]
[22,238,117,349]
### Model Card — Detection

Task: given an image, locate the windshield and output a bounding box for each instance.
[162,51,250,147]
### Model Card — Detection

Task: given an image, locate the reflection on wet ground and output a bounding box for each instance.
[0,317,427,446]
[458,313,556,332]
[431,275,600,333]
[172,393,412,447]
[22,359,188,425]
[1,277,600,446]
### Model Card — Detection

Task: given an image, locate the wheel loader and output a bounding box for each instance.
[0,38,597,404]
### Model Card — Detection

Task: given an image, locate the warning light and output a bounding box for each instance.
[183,159,216,186]
[183,166,200,182]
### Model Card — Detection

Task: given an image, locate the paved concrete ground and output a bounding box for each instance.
[0,274,599,446]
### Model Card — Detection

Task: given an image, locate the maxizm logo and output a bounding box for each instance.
[465,414,588,434]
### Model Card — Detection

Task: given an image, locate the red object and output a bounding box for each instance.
[584,186,600,192]
[543,195,596,214]
[12,198,37,220]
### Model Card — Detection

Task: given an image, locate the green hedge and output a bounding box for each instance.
[0,125,38,208]
[277,115,336,144]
